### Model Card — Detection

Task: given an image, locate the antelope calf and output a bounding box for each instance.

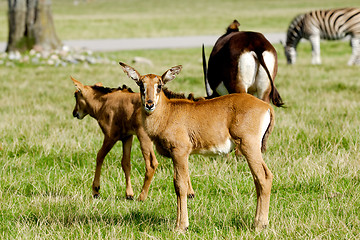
[119,62,275,232]
[71,77,158,201]
[203,20,284,107]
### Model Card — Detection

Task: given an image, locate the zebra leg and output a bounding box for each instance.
[309,35,321,64]
[348,37,360,66]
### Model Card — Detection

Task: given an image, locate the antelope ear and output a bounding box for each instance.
[230,19,240,30]
[119,62,141,84]
[71,76,84,93]
[161,65,183,84]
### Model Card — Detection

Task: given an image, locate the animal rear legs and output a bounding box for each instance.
[92,137,117,198]
[239,140,273,231]
[121,136,135,199]
[92,136,136,200]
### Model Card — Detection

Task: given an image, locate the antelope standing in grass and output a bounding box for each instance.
[203,20,284,107]
[71,77,159,201]
[119,62,275,232]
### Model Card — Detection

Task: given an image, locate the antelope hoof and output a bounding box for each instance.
[137,192,147,201]
[187,193,195,199]
[92,186,100,198]
[175,226,188,234]
[126,195,134,200]
[254,219,268,231]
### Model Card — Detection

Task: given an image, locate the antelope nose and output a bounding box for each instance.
[145,100,154,109]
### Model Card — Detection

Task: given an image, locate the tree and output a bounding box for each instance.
[6,0,62,53]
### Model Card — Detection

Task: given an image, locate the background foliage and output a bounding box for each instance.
[0,0,359,239]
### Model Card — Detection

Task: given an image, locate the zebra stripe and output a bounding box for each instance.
[284,8,360,65]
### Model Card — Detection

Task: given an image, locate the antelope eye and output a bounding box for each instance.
[157,84,162,93]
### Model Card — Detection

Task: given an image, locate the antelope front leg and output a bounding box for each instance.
[172,154,191,232]
[93,137,116,198]
[137,134,158,201]
[122,136,135,200]
[138,149,158,201]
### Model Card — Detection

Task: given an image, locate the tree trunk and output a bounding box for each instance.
[6,0,62,53]
[6,0,27,52]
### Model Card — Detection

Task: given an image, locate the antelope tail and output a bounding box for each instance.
[255,51,285,107]
[202,44,212,97]
[261,107,275,153]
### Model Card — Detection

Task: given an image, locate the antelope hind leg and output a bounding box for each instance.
[240,141,273,231]
[93,137,116,198]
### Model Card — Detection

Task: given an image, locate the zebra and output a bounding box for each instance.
[283,8,360,65]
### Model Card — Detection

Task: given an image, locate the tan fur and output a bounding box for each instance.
[119,63,275,232]
[71,77,159,201]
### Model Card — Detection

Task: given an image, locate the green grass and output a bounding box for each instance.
[1,0,360,239]
[0,0,359,41]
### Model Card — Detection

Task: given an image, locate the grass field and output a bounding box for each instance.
[1,0,360,239]
[0,0,360,41]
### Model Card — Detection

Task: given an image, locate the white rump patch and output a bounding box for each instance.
[259,109,271,145]
[262,51,276,74]
[238,51,257,91]
[256,51,275,98]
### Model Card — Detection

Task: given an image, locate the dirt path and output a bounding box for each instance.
[0,33,285,52]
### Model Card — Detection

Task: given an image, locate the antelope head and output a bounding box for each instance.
[70,76,102,119]
[71,76,90,119]
[119,62,182,113]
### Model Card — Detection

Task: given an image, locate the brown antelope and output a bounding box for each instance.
[119,62,275,232]
[71,77,159,201]
[203,20,284,107]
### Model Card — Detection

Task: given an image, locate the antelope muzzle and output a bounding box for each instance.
[145,99,155,112]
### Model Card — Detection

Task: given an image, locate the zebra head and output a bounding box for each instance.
[284,45,297,64]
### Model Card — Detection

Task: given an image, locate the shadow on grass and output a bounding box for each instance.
[12,191,257,233]
[17,195,173,232]
[207,209,254,233]
[228,212,253,231]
